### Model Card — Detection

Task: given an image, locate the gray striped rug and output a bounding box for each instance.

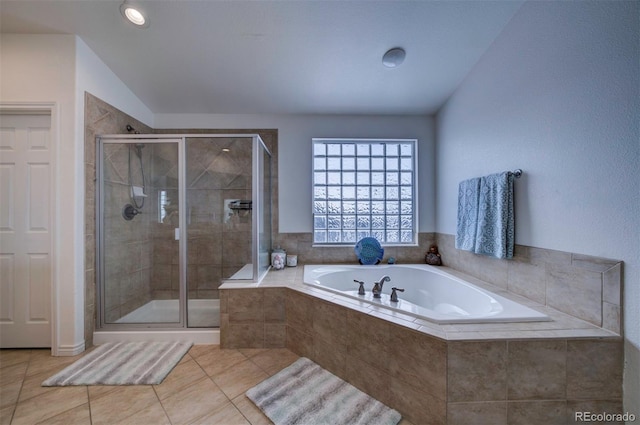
[42,341,192,386]
[246,357,402,425]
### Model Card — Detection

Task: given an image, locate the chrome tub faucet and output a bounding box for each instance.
[372,275,391,298]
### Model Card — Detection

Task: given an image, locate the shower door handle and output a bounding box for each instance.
[174,228,180,240]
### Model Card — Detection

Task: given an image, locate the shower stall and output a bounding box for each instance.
[94,134,271,341]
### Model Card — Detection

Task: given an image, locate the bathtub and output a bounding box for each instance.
[303,264,550,324]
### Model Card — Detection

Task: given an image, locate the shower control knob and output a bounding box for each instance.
[122,204,140,221]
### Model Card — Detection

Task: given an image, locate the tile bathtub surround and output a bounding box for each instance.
[273,232,437,266]
[220,266,623,425]
[436,233,623,335]
[274,231,622,336]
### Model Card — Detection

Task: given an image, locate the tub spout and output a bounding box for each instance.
[372,275,391,298]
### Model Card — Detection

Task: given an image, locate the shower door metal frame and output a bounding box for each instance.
[96,133,270,331]
[96,135,186,330]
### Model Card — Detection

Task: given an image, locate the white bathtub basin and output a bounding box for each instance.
[303,264,550,324]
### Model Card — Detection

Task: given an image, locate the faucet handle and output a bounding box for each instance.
[354,280,365,295]
[390,287,405,302]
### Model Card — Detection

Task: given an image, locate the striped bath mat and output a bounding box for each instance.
[42,341,192,386]
[246,357,402,425]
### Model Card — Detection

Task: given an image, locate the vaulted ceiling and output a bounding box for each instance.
[1,0,524,115]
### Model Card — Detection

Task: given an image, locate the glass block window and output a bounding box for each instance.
[312,139,417,245]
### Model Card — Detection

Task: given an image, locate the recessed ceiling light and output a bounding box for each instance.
[382,47,406,68]
[120,2,149,28]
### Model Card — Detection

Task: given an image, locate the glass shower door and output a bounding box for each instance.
[99,138,183,327]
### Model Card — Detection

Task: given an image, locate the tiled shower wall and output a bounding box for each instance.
[84,93,278,347]
[148,137,255,301]
[100,143,154,322]
[84,93,152,346]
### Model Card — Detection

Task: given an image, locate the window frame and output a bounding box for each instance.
[311,138,418,247]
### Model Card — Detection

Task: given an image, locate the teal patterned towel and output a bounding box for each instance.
[455,177,481,252]
[456,172,515,259]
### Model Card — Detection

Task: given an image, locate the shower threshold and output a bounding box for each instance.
[94,299,220,345]
[115,299,220,327]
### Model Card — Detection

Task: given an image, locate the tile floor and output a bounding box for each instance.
[1,346,302,425]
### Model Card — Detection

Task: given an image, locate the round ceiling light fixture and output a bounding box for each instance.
[382,47,406,68]
[120,2,149,28]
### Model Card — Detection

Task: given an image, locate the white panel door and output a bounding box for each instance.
[0,113,52,347]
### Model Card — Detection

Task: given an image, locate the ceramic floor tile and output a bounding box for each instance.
[212,359,269,399]
[87,385,119,401]
[11,386,88,425]
[193,348,248,377]
[17,368,62,403]
[114,400,171,425]
[160,377,229,425]
[0,363,27,386]
[189,401,251,425]
[89,385,158,425]
[248,348,299,376]
[24,349,79,378]
[153,358,207,401]
[0,350,31,369]
[39,402,91,425]
[0,381,22,409]
[0,405,15,425]
[232,394,273,425]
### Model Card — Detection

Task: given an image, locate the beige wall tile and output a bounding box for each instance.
[313,298,349,347]
[345,310,392,373]
[225,324,265,349]
[264,288,286,323]
[264,324,286,348]
[388,326,447,401]
[602,263,622,306]
[448,341,507,402]
[507,340,567,400]
[567,400,624,424]
[388,377,446,425]
[286,326,314,358]
[507,400,567,425]
[314,335,347,378]
[547,265,602,325]
[507,260,546,304]
[447,401,507,425]
[567,340,623,400]
[285,291,314,332]
[228,289,263,323]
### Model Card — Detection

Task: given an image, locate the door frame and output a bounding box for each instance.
[1,101,59,355]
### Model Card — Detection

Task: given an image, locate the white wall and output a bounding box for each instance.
[155,114,436,233]
[435,0,639,412]
[1,34,155,355]
[1,34,82,354]
[75,38,154,129]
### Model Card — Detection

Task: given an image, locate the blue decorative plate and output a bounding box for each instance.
[355,237,384,265]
